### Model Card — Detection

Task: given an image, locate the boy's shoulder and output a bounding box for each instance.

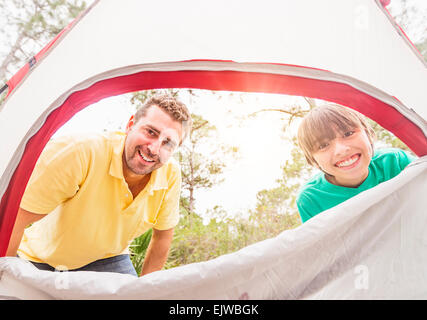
[373,147,406,157]
[297,171,324,198]
[370,147,416,179]
[372,147,416,163]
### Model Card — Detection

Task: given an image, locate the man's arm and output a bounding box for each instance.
[6,207,46,257]
[140,227,174,276]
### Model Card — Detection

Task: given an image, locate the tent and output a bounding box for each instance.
[0,160,426,299]
[0,0,426,299]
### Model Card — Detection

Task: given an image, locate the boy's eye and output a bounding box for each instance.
[344,131,355,137]
[318,142,329,150]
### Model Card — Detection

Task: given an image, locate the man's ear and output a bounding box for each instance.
[125,115,135,133]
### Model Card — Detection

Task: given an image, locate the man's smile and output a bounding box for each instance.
[138,149,155,163]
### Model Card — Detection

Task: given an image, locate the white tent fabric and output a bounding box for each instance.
[1,157,426,300]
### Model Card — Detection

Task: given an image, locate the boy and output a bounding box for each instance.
[296,104,416,223]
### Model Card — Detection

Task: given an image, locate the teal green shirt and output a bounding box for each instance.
[297,148,416,223]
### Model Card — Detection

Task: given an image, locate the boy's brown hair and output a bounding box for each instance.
[297,104,376,167]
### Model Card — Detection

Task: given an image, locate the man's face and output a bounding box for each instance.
[123,105,183,176]
[312,127,373,187]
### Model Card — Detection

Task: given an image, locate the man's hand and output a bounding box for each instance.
[140,227,174,276]
[6,207,46,257]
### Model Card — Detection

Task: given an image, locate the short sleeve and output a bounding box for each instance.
[152,163,181,230]
[396,149,416,171]
[20,137,88,214]
[296,193,314,224]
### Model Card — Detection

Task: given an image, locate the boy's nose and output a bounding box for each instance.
[334,140,350,156]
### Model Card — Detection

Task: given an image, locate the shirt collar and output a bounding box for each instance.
[109,132,169,193]
[109,132,126,180]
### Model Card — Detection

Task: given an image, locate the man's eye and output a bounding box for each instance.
[162,140,175,150]
[145,128,156,136]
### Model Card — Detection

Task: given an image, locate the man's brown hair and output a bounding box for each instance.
[297,104,376,167]
[134,93,192,143]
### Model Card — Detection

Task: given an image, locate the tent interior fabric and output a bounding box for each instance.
[1,158,426,299]
[0,0,426,299]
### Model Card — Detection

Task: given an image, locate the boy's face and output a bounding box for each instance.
[311,127,373,187]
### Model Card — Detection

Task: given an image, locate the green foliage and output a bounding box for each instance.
[129,229,152,275]
[129,89,179,109]
[175,111,239,212]
[415,38,427,61]
[166,212,233,268]
[249,137,313,232]
[368,119,413,153]
[166,205,300,269]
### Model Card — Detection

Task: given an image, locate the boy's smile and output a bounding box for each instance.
[312,128,373,188]
[334,153,361,169]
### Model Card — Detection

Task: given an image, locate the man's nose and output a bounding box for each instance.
[147,139,162,156]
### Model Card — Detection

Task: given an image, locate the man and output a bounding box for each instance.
[6,94,192,277]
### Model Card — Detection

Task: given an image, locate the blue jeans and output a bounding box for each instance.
[29,254,138,277]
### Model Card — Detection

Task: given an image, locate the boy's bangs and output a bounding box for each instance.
[303,108,360,152]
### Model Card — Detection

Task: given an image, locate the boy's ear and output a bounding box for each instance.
[306,155,320,169]
[309,157,325,172]
[312,160,321,170]
[364,128,376,156]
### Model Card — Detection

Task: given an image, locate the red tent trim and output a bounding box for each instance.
[4,1,98,98]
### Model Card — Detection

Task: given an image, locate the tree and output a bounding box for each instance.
[175,113,239,214]
[0,0,89,81]
[247,137,313,236]
[388,0,427,61]
[367,119,414,153]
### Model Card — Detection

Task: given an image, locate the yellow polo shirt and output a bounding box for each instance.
[18,131,181,270]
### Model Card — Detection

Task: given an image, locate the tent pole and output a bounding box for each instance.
[0,83,8,95]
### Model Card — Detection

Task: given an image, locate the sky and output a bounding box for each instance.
[53,89,308,221]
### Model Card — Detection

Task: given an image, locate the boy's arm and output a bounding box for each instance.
[6,207,47,257]
[296,194,314,224]
[399,149,417,169]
